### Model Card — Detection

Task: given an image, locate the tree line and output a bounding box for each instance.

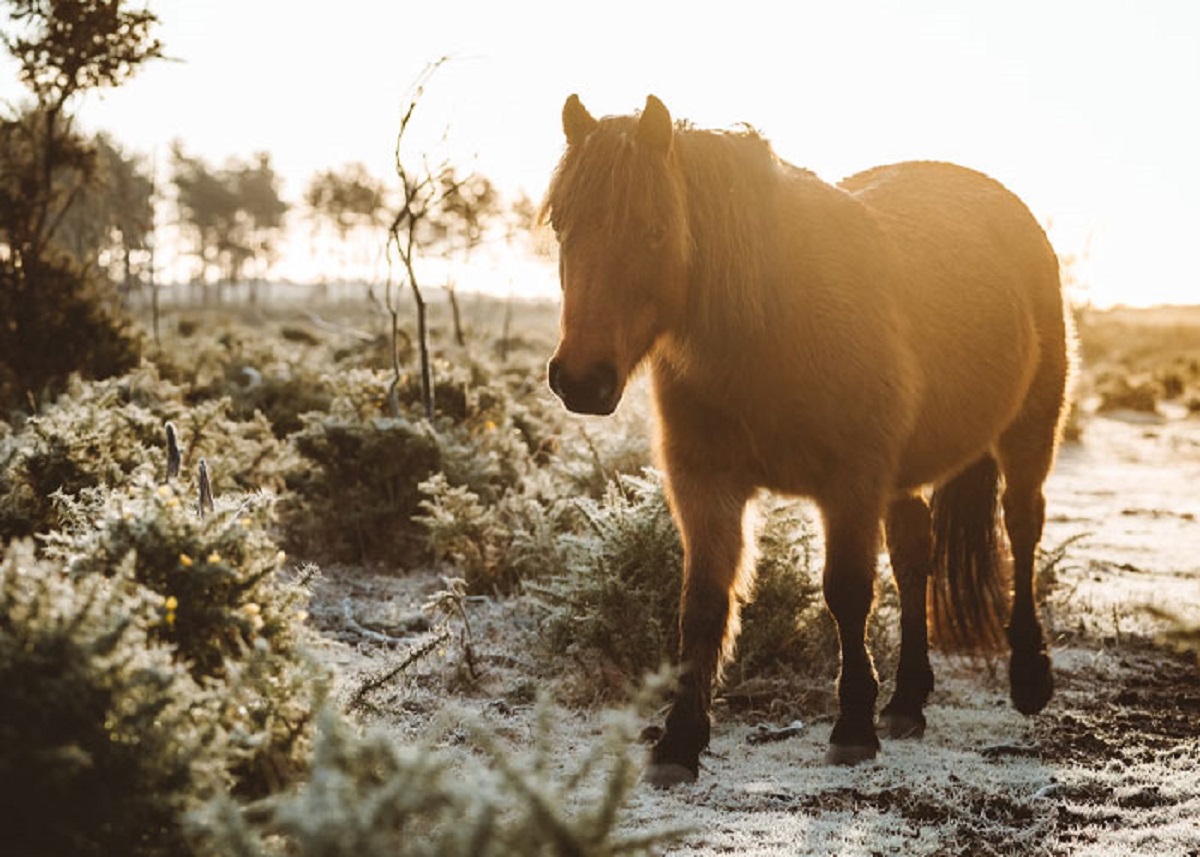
[2,101,536,295]
[0,0,544,413]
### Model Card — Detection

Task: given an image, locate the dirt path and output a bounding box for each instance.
[308,410,1200,856]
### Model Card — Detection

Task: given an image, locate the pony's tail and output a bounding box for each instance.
[928,454,1010,652]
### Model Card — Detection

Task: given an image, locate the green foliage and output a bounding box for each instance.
[534,471,684,695]
[1,0,161,411]
[0,541,213,857]
[417,471,566,594]
[46,478,319,797]
[0,364,296,537]
[735,503,833,677]
[0,256,142,414]
[282,354,550,566]
[190,697,682,857]
[285,412,441,564]
[530,472,833,702]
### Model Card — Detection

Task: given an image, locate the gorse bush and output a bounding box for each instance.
[0,541,214,857]
[417,471,567,594]
[46,476,320,797]
[0,363,296,539]
[533,471,684,699]
[190,695,683,857]
[530,471,833,703]
[734,502,833,678]
[285,411,442,564]
[51,480,304,680]
[280,354,555,566]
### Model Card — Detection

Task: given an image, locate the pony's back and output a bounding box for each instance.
[840,161,1067,491]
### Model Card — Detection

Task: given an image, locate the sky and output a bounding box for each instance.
[2,0,1199,306]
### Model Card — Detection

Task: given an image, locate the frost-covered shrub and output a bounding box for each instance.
[282,360,545,567]
[417,471,567,594]
[46,477,320,797]
[534,471,683,695]
[189,699,682,857]
[285,413,441,564]
[532,472,832,702]
[734,503,834,678]
[0,541,215,857]
[0,364,296,539]
[52,480,303,679]
[156,322,339,438]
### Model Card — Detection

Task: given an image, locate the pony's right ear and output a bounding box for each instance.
[563,94,598,147]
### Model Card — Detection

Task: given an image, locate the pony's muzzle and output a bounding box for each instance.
[547,358,619,415]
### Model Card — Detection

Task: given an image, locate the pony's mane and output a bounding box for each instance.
[673,126,787,310]
[545,114,797,341]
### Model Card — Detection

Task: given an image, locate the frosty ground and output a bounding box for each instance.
[307,402,1200,856]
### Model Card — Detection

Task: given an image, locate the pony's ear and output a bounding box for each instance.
[637,95,673,154]
[563,94,598,147]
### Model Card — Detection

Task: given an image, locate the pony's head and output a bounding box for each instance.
[543,94,690,415]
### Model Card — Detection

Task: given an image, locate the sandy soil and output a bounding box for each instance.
[306,407,1200,856]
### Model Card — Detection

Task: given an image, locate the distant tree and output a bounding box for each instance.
[425,169,500,260]
[304,162,386,281]
[507,190,555,259]
[423,169,501,345]
[0,0,161,412]
[56,133,155,296]
[171,146,288,295]
[234,152,288,296]
[170,143,237,288]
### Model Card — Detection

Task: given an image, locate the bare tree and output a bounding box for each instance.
[385,60,447,420]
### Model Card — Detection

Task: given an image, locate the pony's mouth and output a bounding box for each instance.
[547,359,621,416]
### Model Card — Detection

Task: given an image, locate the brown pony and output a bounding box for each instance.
[543,94,1071,786]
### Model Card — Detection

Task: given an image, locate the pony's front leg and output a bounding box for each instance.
[821,501,884,765]
[645,479,753,787]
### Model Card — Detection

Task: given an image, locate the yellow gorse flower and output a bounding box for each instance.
[179,553,193,567]
[206,551,221,564]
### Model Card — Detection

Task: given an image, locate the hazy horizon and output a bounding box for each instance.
[2,0,1198,308]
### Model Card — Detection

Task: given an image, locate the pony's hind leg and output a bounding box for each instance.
[997,449,1054,714]
[997,377,1065,714]
[879,493,935,738]
[821,498,885,764]
[645,477,754,787]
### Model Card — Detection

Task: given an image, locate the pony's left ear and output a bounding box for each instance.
[637,95,673,154]
[563,94,598,147]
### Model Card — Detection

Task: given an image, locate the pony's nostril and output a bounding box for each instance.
[592,363,618,405]
[547,359,564,398]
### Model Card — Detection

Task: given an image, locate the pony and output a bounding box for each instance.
[542,94,1071,786]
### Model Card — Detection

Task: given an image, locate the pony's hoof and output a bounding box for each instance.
[642,762,697,788]
[878,709,926,739]
[1011,650,1054,715]
[824,743,879,766]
